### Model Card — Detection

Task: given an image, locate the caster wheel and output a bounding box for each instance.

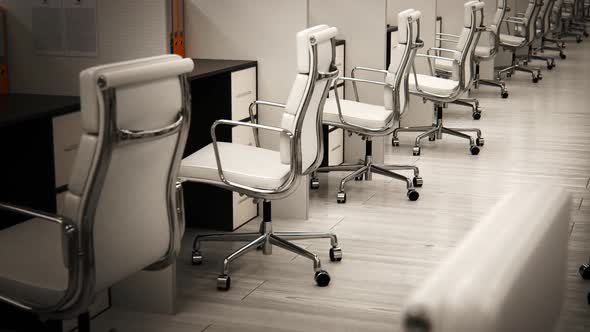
[547,64,553,70]
[579,263,590,280]
[407,189,420,201]
[336,191,347,204]
[470,145,480,155]
[501,91,509,99]
[532,77,539,83]
[310,178,320,190]
[217,274,231,291]
[412,147,421,156]
[472,112,481,120]
[192,251,203,265]
[506,73,512,78]
[315,270,331,287]
[428,135,436,141]
[392,138,400,147]
[413,176,423,188]
[585,32,589,37]
[355,175,364,181]
[329,247,343,262]
[577,38,582,44]
[560,53,567,60]
[537,74,543,80]
[476,137,485,147]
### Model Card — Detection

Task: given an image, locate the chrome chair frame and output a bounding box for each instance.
[0,70,191,322]
[497,0,544,83]
[393,3,485,156]
[530,0,559,68]
[184,33,343,290]
[312,15,425,203]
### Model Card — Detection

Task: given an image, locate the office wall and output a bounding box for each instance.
[1,0,168,95]
[185,0,308,151]
[309,0,388,106]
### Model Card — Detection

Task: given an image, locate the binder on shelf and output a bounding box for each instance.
[170,0,185,57]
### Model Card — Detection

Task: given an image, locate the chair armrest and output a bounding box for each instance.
[435,32,460,39]
[328,77,395,133]
[349,66,388,102]
[210,120,297,194]
[415,53,458,76]
[0,202,79,312]
[0,202,68,226]
[248,100,286,147]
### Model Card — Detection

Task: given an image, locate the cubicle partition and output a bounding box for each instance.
[184,0,309,219]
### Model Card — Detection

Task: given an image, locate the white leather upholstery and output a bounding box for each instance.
[180,143,291,190]
[0,55,193,311]
[323,99,393,128]
[180,26,337,194]
[499,33,526,46]
[403,186,570,332]
[0,219,68,307]
[409,74,460,95]
[474,45,493,57]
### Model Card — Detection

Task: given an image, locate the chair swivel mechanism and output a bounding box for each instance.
[393,1,486,157]
[497,0,544,83]
[311,9,424,203]
[0,55,193,331]
[179,25,342,290]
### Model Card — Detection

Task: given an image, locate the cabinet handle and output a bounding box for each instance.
[331,145,342,152]
[238,196,250,204]
[236,90,253,98]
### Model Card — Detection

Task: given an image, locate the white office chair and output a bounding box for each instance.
[497,0,544,83]
[434,0,509,119]
[403,186,570,332]
[0,55,193,331]
[393,1,486,157]
[312,9,424,203]
[180,25,341,290]
[530,0,560,69]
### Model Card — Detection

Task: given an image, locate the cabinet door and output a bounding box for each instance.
[328,127,344,166]
[52,112,82,189]
[231,67,257,121]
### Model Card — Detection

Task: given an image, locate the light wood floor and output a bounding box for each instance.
[95,41,590,331]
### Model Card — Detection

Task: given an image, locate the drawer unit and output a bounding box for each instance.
[327,127,344,166]
[231,67,257,120]
[183,59,259,231]
[52,112,82,189]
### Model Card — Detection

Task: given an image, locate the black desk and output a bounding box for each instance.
[0,94,80,230]
[0,94,80,331]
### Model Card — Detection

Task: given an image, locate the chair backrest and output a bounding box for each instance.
[62,55,193,308]
[403,186,570,332]
[454,1,485,88]
[489,0,508,35]
[523,0,544,42]
[539,0,557,36]
[384,9,423,117]
[280,25,338,175]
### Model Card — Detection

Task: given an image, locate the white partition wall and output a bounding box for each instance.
[388,0,438,127]
[185,0,309,219]
[309,0,388,164]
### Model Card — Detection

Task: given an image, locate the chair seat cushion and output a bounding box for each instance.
[323,98,393,129]
[0,218,68,307]
[180,142,291,190]
[409,74,459,96]
[500,34,525,46]
[475,45,493,57]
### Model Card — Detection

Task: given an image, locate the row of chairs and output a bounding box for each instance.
[0,1,585,330]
